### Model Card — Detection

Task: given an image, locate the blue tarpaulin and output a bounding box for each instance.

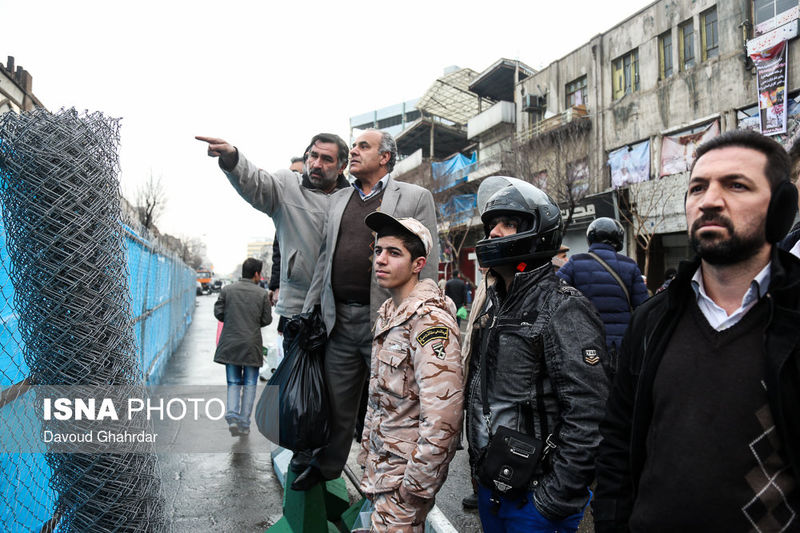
[431,152,477,192]
[438,193,477,226]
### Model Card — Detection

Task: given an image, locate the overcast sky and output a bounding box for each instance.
[2,0,652,275]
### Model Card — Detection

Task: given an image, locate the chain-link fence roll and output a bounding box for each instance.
[0,108,167,532]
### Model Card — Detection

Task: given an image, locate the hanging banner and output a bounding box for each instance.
[750,40,789,136]
[660,120,720,177]
[609,140,650,188]
[738,95,800,150]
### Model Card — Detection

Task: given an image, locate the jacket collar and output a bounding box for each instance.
[488,261,553,306]
[502,261,553,292]
[667,245,800,309]
[375,279,444,336]
[589,243,616,253]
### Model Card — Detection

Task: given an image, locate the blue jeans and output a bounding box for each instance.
[477,484,585,533]
[225,364,259,428]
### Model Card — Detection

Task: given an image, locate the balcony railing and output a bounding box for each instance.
[468,101,516,139]
[516,105,590,142]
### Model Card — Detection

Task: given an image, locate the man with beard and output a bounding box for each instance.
[594,130,800,532]
[196,133,350,325]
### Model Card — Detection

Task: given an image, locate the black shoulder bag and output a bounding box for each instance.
[476,317,557,499]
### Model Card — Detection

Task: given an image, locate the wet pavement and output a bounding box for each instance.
[157,294,596,532]
[158,294,284,532]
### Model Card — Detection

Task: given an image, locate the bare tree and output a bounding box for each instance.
[437,191,480,277]
[136,173,166,231]
[175,236,207,270]
[616,177,682,280]
[511,120,591,232]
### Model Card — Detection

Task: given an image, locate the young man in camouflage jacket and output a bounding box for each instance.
[358,212,463,532]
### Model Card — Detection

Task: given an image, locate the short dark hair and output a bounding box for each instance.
[290,156,304,164]
[692,129,791,191]
[376,227,426,261]
[242,258,263,279]
[304,133,349,168]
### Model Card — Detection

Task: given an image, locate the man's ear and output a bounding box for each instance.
[412,256,427,274]
[380,151,391,167]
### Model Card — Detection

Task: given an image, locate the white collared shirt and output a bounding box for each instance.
[353,174,390,201]
[789,239,800,259]
[690,263,771,331]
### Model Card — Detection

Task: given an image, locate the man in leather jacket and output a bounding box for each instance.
[465,176,609,532]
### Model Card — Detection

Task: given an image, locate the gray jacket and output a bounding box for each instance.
[303,175,439,334]
[213,278,272,366]
[466,263,609,521]
[222,152,347,318]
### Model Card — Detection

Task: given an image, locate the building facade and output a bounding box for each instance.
[0,56,42,115]
[515,0,800,286]
[352,0,800,289]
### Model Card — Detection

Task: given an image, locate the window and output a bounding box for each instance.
[528,93,548,125]
[701,7,719,60]
[679,19,695,70]
[612,49,639,100]
[754,0,797,26]
[659,30,674,79]
[565,76,587,108]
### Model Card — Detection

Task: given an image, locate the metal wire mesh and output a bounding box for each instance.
[0,108,168,532]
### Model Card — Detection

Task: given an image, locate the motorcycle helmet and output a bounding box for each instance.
[587,217,624,251]
[475,176,563,268]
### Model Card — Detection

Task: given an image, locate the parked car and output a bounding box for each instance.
[196,281,203,296]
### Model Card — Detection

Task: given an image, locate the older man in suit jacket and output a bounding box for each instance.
[293,129,439,490]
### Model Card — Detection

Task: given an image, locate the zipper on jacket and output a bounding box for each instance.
[466,308,496,452]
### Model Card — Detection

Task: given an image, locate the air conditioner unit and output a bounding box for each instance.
[522,94,546,112]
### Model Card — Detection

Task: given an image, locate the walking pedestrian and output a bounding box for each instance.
[213,258,272,436]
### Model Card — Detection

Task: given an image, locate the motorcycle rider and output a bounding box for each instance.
[464,176,610,532]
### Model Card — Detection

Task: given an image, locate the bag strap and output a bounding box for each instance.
[587,251,632,312]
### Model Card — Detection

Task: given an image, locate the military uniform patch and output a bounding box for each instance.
[583,348,600,366]
[432,341,446,360]
[417,326,449,346]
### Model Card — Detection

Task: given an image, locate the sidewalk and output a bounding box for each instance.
[157,295,284,532]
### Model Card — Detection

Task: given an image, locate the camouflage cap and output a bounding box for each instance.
[365,211,433,257]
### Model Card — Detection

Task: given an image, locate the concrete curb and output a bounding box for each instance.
[270,447,459,533]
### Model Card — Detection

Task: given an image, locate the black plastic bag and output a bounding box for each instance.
[255,309,329,451]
